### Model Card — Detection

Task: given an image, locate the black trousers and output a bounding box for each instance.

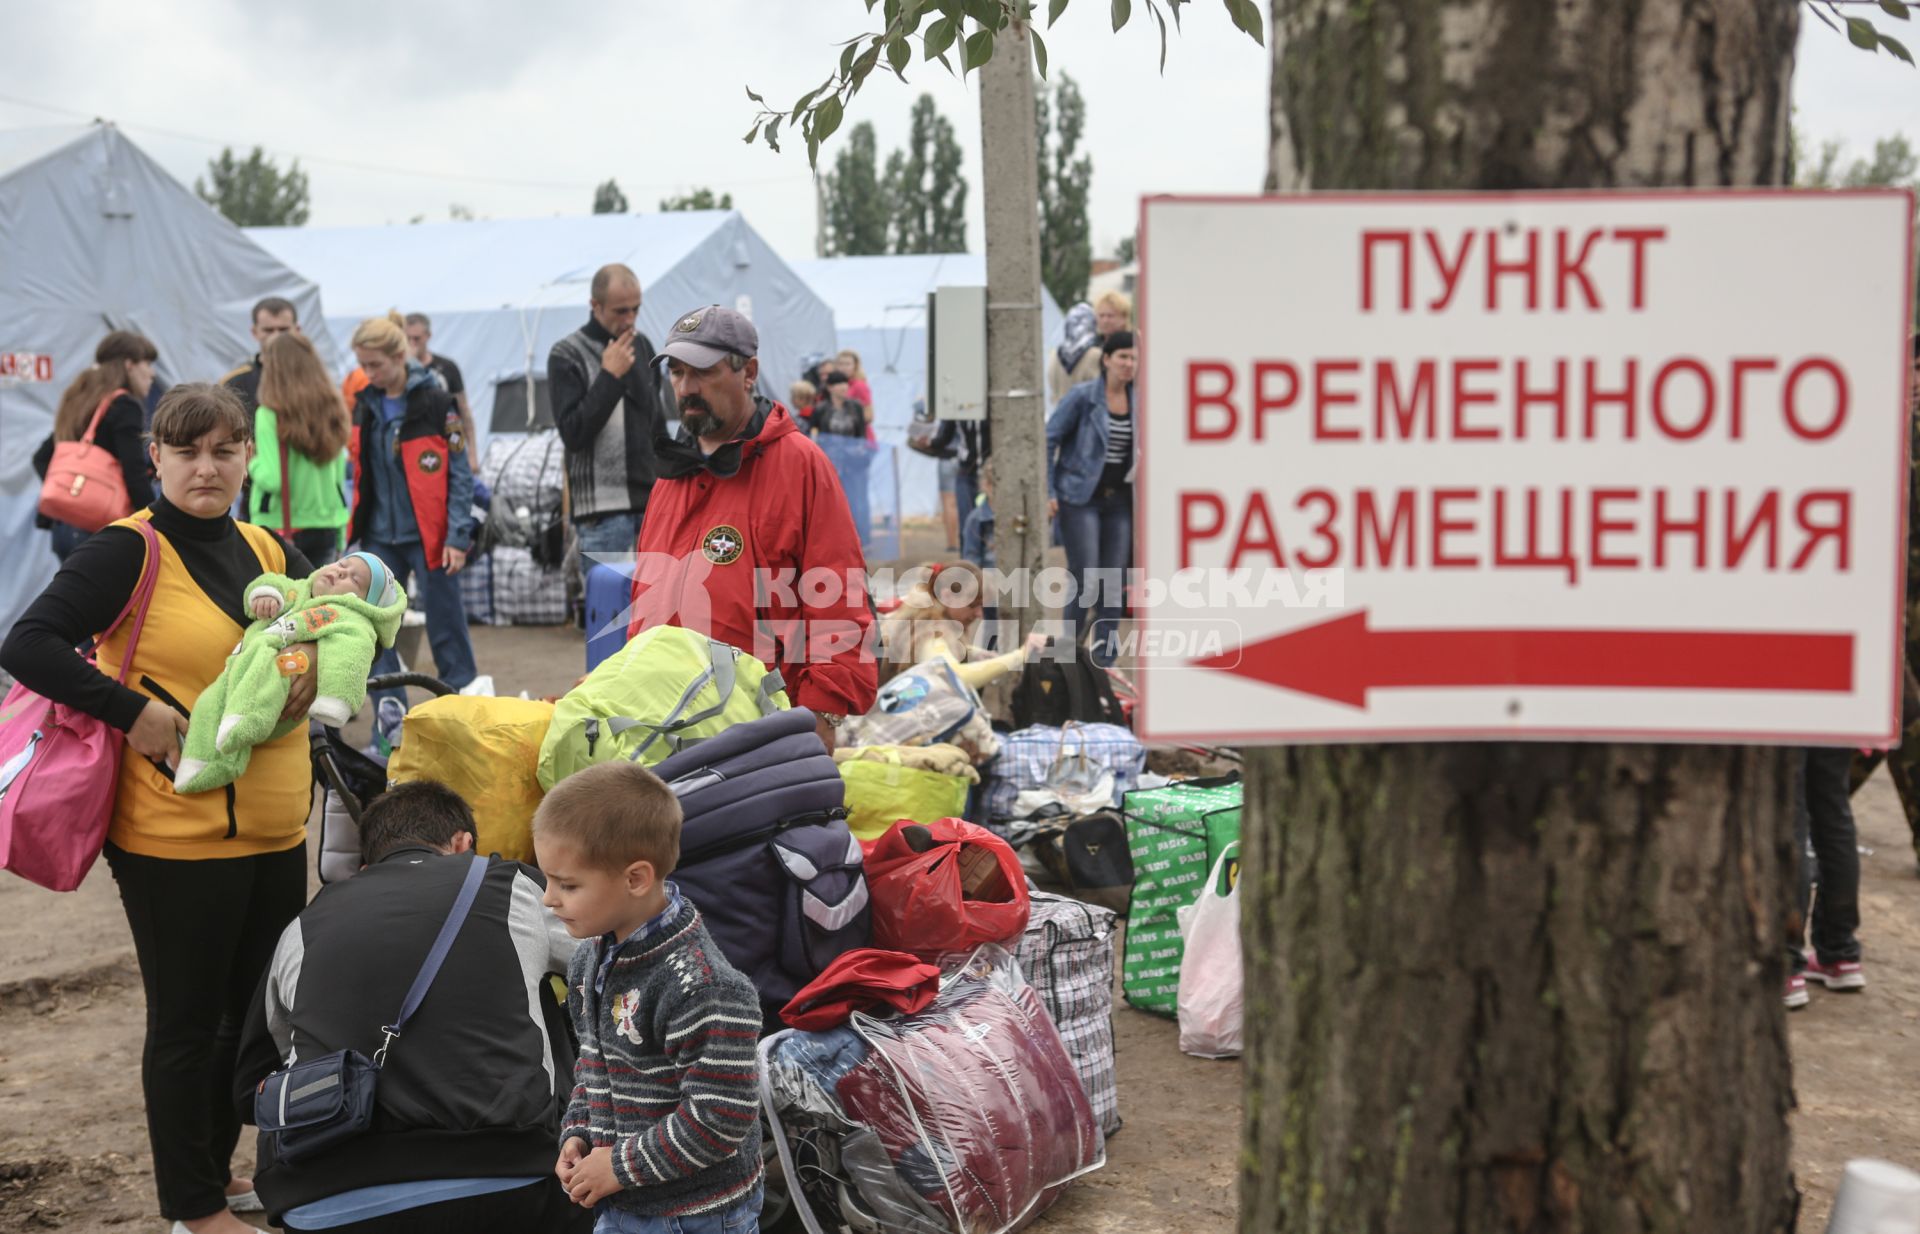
[283,1177,593,1234]
[1792,746,1863,968]
[291,527,342,567]
[104,840,308,1221]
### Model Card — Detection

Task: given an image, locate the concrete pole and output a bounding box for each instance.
[978,16,1047,645]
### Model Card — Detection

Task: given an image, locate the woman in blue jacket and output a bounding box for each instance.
[1046,331,1136,665]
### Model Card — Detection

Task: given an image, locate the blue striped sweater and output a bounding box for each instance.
[561,897,764,1217]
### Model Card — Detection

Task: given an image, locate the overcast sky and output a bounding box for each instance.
[0,1,1914,264]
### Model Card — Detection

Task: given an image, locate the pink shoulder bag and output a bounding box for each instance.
[39,390,135,532]
[0,520,161,891]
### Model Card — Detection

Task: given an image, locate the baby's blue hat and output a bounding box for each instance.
[345,551,399,608]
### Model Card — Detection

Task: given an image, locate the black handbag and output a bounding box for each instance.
[254,855,488,1163]
[1031,809,1134,913]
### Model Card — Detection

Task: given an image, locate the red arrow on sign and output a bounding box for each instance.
[1191,610,1855,709]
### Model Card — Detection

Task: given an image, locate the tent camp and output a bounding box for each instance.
[0,123,337,639]
[247,211,837,457]
[788,254,1064,519]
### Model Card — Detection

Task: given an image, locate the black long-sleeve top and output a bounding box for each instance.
[31,393,157,527]
[0,497,312,732]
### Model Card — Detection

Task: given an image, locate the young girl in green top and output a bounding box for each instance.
[250,331,351,564]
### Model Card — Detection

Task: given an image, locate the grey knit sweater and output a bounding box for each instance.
[561,897,764,1217]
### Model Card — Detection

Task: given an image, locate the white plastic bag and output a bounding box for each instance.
[1176,841,1243,1059]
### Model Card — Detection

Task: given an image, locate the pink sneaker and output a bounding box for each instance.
[1805,957,1866,991]
[1784,973,1809,1009]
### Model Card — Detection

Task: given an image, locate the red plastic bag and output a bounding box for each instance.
[864,818,1030,959]
[780,947,941,1031]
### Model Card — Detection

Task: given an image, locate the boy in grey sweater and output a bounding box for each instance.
[534,761,764,1232]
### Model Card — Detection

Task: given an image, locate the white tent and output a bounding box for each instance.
[248,211,837,456]
[0,123,337,637]
[788,253,1064,518]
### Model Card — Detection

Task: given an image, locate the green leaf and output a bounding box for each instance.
[1847,15,1882,50]
[854,44,882,83]
[1883,31,1915,62]
[1149,0,1168,71]
[840,41,862,75]
[887,34,912,76]
[1032,29,1049,77]
[885,0,902,24]
[963,0,999,25]
[1228,0,1263,42]
[743,121,762,146]
[1112,0,1130,29]
[746,86,765,104]
[765,116,782,153]
[1880,0,1910,19]
[814,95,845,145]
[963,27,996,71]
[924,15,958,57]
[792,85,821,118]
[1048,0,1069,26]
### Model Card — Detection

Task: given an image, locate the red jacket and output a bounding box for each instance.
[628,403,878,717]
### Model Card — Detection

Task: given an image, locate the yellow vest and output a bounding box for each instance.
[94,512,310,859]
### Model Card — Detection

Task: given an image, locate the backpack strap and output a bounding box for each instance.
[755,668,785,715]
[607,639,738,760]
[277,430,294,538]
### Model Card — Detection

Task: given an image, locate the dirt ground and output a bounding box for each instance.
[2,550,1916,1230]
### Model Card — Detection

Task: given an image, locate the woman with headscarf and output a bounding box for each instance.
[1047,302,1103,404]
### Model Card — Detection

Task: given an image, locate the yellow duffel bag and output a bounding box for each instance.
[389,695,554,863]
[835,744,978,842]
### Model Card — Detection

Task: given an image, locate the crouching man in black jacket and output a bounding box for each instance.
[235,783,590,1234]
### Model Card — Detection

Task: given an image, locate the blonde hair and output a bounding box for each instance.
[789,379,817,408]
[260,332,350,463]
[835,349,866,383]
[349,310,409,359]
[533,761,683,875]
[1094,290,1133,323]
[879,559,987,666]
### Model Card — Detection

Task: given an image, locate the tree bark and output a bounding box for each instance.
[1245,4,1803,1232]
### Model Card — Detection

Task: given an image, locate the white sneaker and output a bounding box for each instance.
[226,1188,263,1213]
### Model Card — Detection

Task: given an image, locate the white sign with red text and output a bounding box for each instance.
[1137,191,1914,746]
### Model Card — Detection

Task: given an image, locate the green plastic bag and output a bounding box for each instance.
[838,752,973,841]
[537,626,788,790]
[1120,776,1243,1017]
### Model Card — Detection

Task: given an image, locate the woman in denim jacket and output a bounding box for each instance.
[1046,332,1136,665]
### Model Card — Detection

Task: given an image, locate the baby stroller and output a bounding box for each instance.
[309,671,456,883]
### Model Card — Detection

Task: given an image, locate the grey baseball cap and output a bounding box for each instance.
[661,305,759,368]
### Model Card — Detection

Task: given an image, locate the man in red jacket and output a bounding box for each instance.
[628,305,876,748]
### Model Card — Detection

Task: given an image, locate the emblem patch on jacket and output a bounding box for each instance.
[417,449,443,474]
[701,525,744,565]
[611,988,644,1045]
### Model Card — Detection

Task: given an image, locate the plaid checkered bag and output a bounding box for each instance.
[1009,890,1121,1136]
[984,722,1145,821]
[490,545,569,626]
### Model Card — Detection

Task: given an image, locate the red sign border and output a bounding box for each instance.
[1133,188,1917,749]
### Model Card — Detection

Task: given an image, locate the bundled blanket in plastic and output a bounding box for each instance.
[759,943,1105,1234]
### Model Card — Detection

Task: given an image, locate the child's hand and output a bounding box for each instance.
[555,1136,586,1186]
[250,595,282,621]
[564,1145,621,1208]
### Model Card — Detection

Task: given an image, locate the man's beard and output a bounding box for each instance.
[679,395,726,440]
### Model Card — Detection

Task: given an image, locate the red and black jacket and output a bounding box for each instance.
[348,371,473,570]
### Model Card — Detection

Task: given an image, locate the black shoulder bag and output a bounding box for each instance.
[254,855,488,1163]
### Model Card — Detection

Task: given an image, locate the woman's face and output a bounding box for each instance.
[126,359,156,399]
[150,427,249,518]
[1104,346,1139,385]
[355,345,407,394]
[1096,303,1128,336]
[836,352,858,377]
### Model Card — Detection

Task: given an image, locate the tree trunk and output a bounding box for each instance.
[1244,4,1803,1232]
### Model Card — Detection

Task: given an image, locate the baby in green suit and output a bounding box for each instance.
[175,551,408,794]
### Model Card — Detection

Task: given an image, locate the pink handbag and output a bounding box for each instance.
[0,520,160,891]
[38,390,135,532]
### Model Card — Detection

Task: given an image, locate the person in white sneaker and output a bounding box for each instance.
[1787,746,1865,1006]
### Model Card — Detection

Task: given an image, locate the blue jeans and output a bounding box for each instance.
[594,1183,762,1234]
[952,467,979,551]
[358,539,477,703]
[575,509,643,561]
[49,521,87,561]
[817,433,871,548]
[1057,485,1133,666]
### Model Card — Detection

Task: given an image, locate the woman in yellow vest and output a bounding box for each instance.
[2,384,322,1234]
